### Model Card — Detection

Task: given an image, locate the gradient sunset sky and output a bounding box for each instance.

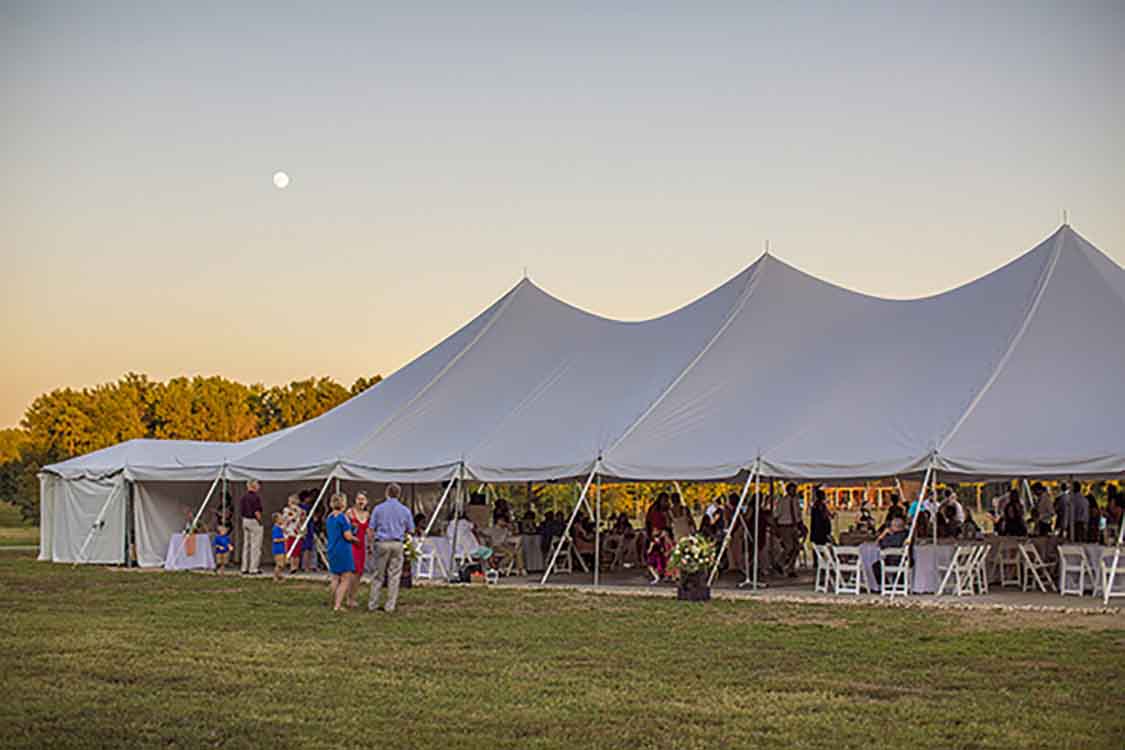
[3,2,1123,428]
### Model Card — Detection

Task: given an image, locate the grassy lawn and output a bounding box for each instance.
[0,550,1121,750]
[0,501,37,547]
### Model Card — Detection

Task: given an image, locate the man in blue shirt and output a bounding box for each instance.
[367,483,415,613]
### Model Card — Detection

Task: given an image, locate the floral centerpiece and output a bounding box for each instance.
[667,535,717,601]
[403,534,424,564]
[401,534,425,589]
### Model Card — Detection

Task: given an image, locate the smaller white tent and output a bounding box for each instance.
[38,432,292,566]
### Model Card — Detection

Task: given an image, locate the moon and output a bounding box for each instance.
[272,171,290,189]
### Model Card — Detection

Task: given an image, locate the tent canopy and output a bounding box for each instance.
[216,224,1124,483]
[41,429,294,482]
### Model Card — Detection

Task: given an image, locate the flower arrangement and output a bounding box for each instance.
[403,534,424,563]
[667,535,717,576]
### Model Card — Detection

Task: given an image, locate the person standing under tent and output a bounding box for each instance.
[809,488,834,547]
[298,489,318,572]
[367,483,415,614]
[1032,482,1054,536]
[669,494,695,541]
[775,483,804,578]
[280,495,306,576]
[325,493,359,612]
[239,479,264,575]
[938,487,965,525]
[345,493,371,609]
[1067,481,1088,542]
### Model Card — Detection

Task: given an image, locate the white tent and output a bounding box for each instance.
[229,224,1124,483]
[40,225,1125,571]
[38,432,292,565]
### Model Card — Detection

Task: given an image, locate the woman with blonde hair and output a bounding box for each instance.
[280,494,306,575]
[325,492,359,612]
[345,492,372,608]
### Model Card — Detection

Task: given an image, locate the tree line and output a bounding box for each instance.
[0,372,381,522]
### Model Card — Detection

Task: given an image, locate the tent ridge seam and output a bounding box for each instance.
[602,257,766,459]
[936,231,1065,455]
[341,282,525,463]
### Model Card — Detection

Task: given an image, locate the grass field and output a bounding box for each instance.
[1,549,1122,750]
[0,501,37,547]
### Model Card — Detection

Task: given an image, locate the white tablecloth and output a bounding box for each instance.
[1059,544,1125,594]
[859,542,960,594]
[164,533,215,571]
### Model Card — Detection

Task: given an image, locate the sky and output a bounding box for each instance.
[2,1,1123,428]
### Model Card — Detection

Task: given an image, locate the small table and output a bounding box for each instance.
[164,533,215,571]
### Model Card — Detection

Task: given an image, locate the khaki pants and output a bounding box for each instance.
[367,541,405,612]
[241,518,262,573]
[778,525,800,574]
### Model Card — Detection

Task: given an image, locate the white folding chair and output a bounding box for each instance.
[1018,543,1056,593]
[936,545,976,597]
[969,544,991,595]
[879,547,910,597]
[1099,551,1125,600]
[547,536,573,575]
[997,543,1022,588]
[812,544,834,593]
[415,549,436,581]
[832,546,869,595]
[1058,545,1094,596]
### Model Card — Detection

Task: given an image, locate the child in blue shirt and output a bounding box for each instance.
[213,524,232,575]
[271,513,286,581]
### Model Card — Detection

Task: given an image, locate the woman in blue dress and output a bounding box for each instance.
[325,492,359,611]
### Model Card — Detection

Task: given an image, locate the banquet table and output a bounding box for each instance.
[164,533,215,571]
[859,541,983,594]
[1059,544,1125,594]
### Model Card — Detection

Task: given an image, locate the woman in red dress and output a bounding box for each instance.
[344,492,371,608]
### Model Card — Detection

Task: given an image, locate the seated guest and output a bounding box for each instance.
[872,517,909,581]
[961,508,983,539]
[937,504,961,539]
[645,528,674,584]
[572,518,595,567]
[493,496,512,525]
[996,490,1028,536]
[698,514,720,545]
[518,509,538,535]
[914,509,933,540]
[413,512,426,534]
[855,502,876,536]
[881,494,907,532]
[539,511,564,557]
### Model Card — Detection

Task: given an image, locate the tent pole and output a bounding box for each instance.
[540,464,598,585]
[285,472,335,560]
[933,470,939,545]
[447,462,466,580]
[738,463,762,590]
[1104,503,1125,605]
[422,475,459,538]
[167,470,223,569]
[708,463,757,586]
[594,472,601,586]
[888,461,934,599]
[75,475,127,566]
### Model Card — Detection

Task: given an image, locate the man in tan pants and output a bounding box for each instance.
[239,479,264,575]
[775,483,803,578]
[367,483,416,613]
